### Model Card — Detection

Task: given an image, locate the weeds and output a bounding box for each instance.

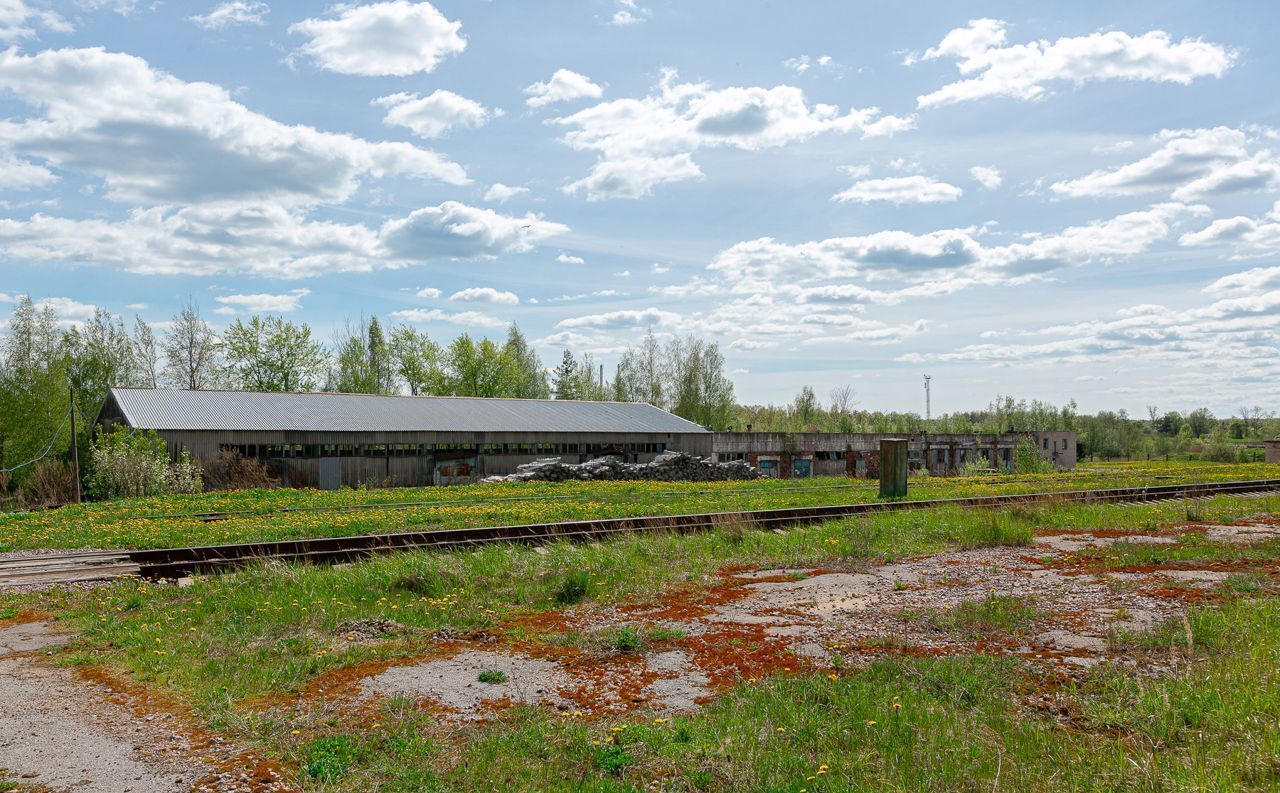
[2,461,1274,551]
[477,669,508,684]
[917,594,1040,639]
[553,570,592,606]
[303,735,360,782]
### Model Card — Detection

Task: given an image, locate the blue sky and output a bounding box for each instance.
[1,0,1277,416]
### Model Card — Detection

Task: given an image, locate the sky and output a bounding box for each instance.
[0,0,1277,417]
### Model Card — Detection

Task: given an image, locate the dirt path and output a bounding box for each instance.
[349,521,1279,720]
[0,619,294,793]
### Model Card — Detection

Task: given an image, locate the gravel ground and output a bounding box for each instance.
[353,524,1274,719]
[0,620,295,792]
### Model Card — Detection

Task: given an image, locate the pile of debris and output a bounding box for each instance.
[482,451,759,483]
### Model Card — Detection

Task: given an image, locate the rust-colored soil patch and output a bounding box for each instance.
[265,522,1280,726]
[75,664,295,792]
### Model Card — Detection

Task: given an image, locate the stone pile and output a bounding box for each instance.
[482,451,759,483]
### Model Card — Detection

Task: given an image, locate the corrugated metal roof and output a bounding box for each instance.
[105,388,709,435]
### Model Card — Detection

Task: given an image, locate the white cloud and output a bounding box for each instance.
[0,47,467,207]
[557,308,684,330]
[0,201,568,278]
[899,269,1280,395]
[0,153,56,189]
[729,339,777,351]
[379,201,569,262]
[374,90,498,139]
[415,287,442,298]
[651,263,669,273]
[969,165,1002,190]
[610,0,645,26]
[704,203,1203,304]
[1204,266,1280,295]
[782,54,834,75]
[1179,200,1280,257]
[556,253,585,265]
[613,270,631,277]
[554,68,916,200]
[389,308,506,328]
[912,19,1236,108]
[125,302,147,310]
[548,290,625,302]
[524,68,603,108]
[189,1,268,29]
[0,0,71,42]
[833,174,963,205]
[449,287,519,305]
[214,288,309,314]
[483,183,528,203]
[1051,127,1280,201]
[34,296,96,325]
[288,1,465,77]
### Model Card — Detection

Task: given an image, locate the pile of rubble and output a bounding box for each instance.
[482,451,759,483]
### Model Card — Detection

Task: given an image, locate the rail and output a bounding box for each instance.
[3,478,1278,587]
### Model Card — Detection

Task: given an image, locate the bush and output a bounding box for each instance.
[86,426,202,500]
[200,449,275,491]
[1199,441,1241,463]
[1013,436,1055,474]
[17,459,77,509]
[962,457,998,475]
[553,570,593,605]
[303,735,359,782]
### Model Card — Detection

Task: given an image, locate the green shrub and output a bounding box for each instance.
[594,744,636,774]
[553,570,592,605]
[86,425,201,500]
[1199,441,1241,463]
[610,625,643,652]
[303,735,360,781]
[477,669,508,684]
[1014,436,1055,474]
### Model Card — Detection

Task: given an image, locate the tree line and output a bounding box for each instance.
[737,387,1278,462]
[0,297,736,491]
[2,294,1273,501]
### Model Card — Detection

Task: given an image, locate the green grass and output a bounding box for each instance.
[291,599,1280,791]
[1074,531,1280,570]
[6,495,1275,715]
[477,669,508,684]
[577,624,687,654]
[0,460,1273,551]
[6,492,1280,790]
[910,594,1041,639]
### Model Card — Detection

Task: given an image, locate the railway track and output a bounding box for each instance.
[4,478,1278,587]
[127,472,1135,523]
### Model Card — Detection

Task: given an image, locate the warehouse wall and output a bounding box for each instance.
[134,428,712,489]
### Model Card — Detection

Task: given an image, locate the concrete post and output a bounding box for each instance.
[879,438,908,499]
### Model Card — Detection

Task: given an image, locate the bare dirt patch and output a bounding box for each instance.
[362,650,573,718]
[1201,522,1280,543]
[0,621,295,793]
[320,523,1280,723]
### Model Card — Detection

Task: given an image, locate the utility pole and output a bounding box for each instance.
[68,382,82,504]
[923,374,932,425]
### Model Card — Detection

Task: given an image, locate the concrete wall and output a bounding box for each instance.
[711,431,1077,478]
[1266,440,1280,464]
[1034,431,1078,470]
[94,417,712,489]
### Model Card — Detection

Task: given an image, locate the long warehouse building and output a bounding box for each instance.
[96,387,712,489]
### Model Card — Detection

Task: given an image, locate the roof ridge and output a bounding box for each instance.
[108,386,642,407]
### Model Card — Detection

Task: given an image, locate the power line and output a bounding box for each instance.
[0,405,73,474]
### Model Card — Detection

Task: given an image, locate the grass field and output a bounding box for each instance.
[4,487,1280,791]
[0,460,1274,551]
